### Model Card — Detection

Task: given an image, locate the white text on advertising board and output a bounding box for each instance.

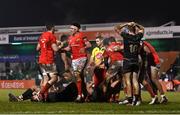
[0,34,9,44]
[144,27,173,39]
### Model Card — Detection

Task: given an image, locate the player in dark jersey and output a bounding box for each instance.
[114,22,144,106]
[8,82,78,102]
[85,76,121,102]
[55,34,73,83]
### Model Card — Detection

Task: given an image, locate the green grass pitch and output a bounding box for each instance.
[0,89,180,114]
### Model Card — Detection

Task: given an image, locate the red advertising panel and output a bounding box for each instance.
[0,80,35,89]
[55,30,122,41]
[82,30,121,40]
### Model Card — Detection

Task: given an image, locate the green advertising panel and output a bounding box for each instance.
[146,38,180,52]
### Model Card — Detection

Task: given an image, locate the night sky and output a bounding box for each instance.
[0,0,179,27]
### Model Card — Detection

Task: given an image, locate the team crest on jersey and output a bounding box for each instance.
[76,38,80,42]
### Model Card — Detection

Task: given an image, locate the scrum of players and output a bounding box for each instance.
[8,22,168,106]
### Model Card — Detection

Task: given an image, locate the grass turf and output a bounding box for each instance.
[0,89,180,114]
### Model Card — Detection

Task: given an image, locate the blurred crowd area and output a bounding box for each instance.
[0,61,40,84]
[159,55,180,82]
[0,54,180,81]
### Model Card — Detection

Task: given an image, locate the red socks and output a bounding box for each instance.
[76,80,82,95]
[144,84,155,98]
[40,83,51,94]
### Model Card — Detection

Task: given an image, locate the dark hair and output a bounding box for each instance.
[61,34,69,42]
[45,23,55,31]
[103,38,109,46]
[71,23,81,29]
[96,35,104,41]
[108,36,116,43]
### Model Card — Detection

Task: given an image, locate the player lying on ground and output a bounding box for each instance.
[9,81,78,102]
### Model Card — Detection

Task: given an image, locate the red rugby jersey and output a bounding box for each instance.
[38,31,57,64]
[68,32,87,59]
[143,41,160,64]
[105,42,123,64]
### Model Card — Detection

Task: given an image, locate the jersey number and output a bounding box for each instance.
[129,44,138,53]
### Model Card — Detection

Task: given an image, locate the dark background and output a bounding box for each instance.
[0,0,179,27]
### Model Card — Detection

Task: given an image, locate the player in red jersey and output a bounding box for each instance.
[63,23,91,102]
[103,37,124,102]
[142,40,168,104]
[36,23,60,101]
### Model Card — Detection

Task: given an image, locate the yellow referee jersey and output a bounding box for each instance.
[91,47,105,65]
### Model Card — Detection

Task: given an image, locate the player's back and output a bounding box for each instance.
[122,33,142,62]
[38,31,57,64]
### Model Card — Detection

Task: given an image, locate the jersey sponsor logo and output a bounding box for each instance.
[96,52,103,59]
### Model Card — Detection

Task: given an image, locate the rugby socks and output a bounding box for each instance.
[151,81,158,95]
[76,80,82,96]
[44,90,48,101]
[127,97,133,104]
[39,83,51,101]
[153,90,158,95]
[132,94,141,106]
[144,84,155,98]
[40,83,51,94]
[134,94,139,102]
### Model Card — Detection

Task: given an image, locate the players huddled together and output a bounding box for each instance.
[9,22,168,106]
